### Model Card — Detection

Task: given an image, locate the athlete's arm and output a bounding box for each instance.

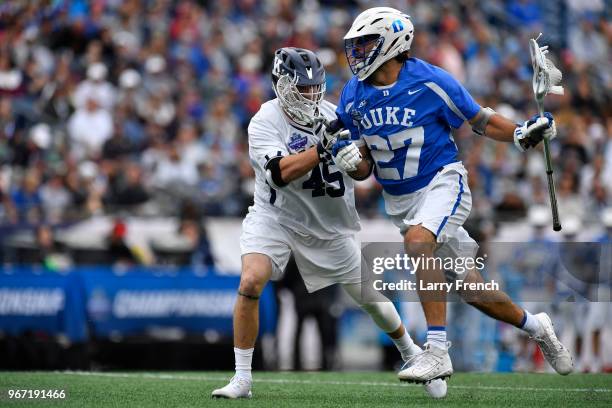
[469,108,557,151]
[347,145,374,180]
[276,147,320,184]
[470,111,517,143]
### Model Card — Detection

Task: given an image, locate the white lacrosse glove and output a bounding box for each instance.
[513,112,557,152]
[332,140,362,172]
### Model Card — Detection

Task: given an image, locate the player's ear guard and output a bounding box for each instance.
[471,107,496,136]
[264,156,288,188]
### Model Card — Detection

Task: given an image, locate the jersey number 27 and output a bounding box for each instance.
[367,127,424,180]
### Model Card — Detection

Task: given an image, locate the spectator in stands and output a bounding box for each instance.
[102,121,133,161]
[34,224,71,271]
[569,15,608,69]
[10,170,43,224]
[153,143,198,189]
[72,62,116,111]
[178,218,215,268]
[67,96,113,161]
[0,185,17,224]
[106,218,139,266]
[39,170,71,224]
[105,162,150,208]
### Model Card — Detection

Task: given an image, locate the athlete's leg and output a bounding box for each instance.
[456,264,572,375]
[457,268,524,327]
[396,224,453,384]
[234,253,273,354]
[212,253,272,399]
[404,225,447,329]
[342,282,410,346]
[341,282,447,398]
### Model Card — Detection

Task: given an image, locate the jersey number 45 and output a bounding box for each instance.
[302,163,345,198]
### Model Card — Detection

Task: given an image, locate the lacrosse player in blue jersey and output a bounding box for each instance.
[328,7,573,383]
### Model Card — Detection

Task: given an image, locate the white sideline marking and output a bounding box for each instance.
[57,371,612,393]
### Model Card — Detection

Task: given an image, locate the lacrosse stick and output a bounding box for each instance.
[529,33,563,231]
[313,116,351,146]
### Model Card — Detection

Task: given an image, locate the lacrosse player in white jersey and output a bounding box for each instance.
[212,47,446,399]
[329,7,573,384]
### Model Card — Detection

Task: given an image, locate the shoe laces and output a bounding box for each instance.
[401,349,425,370]
[534,332,563,357]
[409,344,440,371]
[401,342,452,372]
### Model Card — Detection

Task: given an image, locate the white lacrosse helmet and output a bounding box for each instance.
[344,7,414,81]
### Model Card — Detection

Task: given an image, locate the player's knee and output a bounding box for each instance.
[239,274,265,296]
[404,225,436,256]
[240,265,268,295]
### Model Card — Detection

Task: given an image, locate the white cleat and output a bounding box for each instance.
[398,342,453,384]
[423,378,447,399]
[211,375,253,399]
[532,313,573,375]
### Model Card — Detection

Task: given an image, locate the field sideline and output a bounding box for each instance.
[0,371,610,407]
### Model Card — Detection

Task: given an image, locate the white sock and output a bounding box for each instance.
[426,326,447,349]
[234,347,253,379]
[391,331,421,361]
[518,310,542,337]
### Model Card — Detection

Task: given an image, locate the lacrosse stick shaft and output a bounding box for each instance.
[537,103,562,231]
[531,35,563,231]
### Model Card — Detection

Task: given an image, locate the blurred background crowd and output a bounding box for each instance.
[0,0,610,231]
[0,0,610,373]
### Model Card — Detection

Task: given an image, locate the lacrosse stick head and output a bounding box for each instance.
[530,35,564,107]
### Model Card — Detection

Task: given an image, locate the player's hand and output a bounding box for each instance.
[513,112,557,152]
[332,140,362,173]
[317,118,350,163]
[321,119,350,150]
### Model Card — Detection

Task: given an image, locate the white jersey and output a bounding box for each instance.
[247,98,360,239]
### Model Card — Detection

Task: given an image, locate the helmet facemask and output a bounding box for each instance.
[273,72,326,126]
[343,7,414,81]
[344,34,385,77]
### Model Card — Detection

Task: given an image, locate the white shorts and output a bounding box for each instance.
[240,212,362,293]
[383,162,478,261]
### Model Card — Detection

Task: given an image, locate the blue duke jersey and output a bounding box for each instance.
[336,58,481,195]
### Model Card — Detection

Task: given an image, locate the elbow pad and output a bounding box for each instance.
[472,107,496,136]
[264,155,288,188]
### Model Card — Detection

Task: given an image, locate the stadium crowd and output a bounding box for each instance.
[0,0,609,230]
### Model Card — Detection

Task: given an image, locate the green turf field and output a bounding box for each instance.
[0,371,610,407]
